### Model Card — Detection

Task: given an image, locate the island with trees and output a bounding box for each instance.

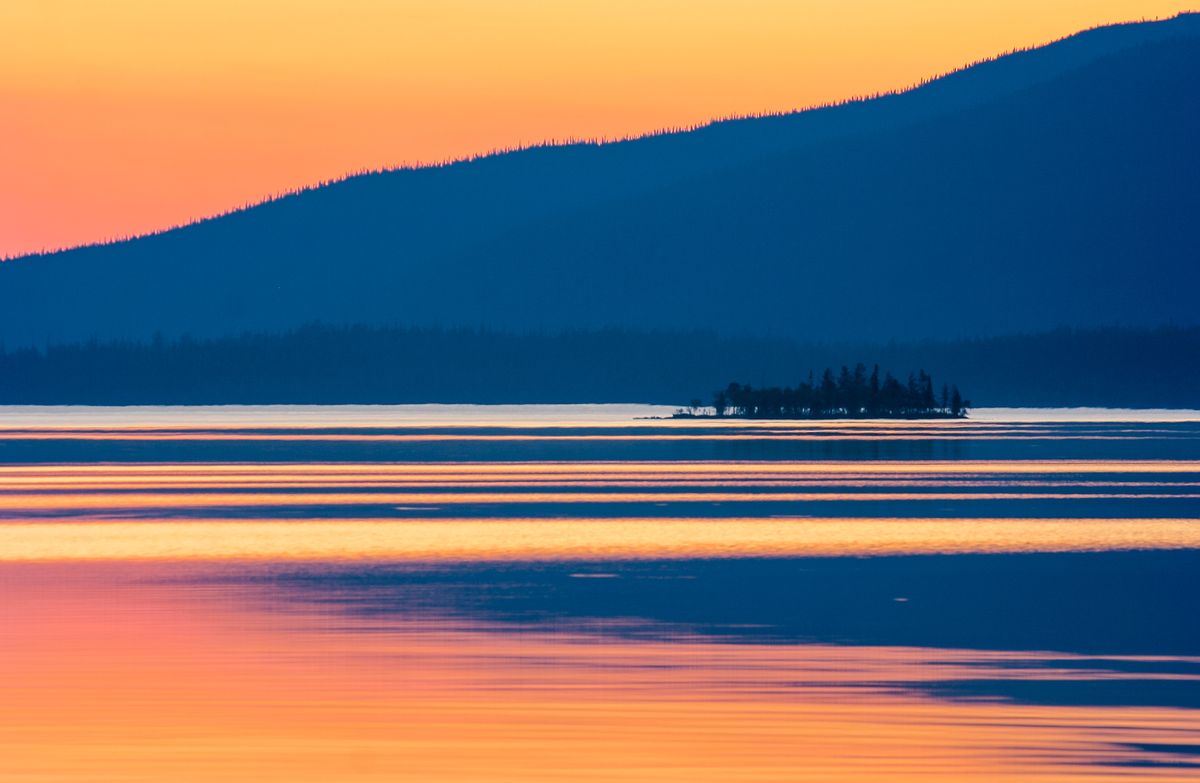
[677,365,969,419]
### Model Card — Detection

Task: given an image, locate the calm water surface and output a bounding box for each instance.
[2,406,1199,781]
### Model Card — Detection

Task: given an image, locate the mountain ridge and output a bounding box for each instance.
[2,13,1198,347]
[11,12,1196,261]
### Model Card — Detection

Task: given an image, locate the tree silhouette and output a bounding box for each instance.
[703,365,969,419]
[713,390,729,417]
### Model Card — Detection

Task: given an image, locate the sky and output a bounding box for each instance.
[1,1,1194,258]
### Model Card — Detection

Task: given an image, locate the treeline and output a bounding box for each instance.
[692,366,967,419]
[0,324,1195,407]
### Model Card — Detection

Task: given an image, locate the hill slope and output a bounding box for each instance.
[1,14,1198,346]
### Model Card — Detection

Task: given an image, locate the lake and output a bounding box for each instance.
[2,406,1198,781]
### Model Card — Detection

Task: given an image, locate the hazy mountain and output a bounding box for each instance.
[1,14,1197,346]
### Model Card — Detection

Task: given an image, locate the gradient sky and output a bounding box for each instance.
[1,1,1194,258]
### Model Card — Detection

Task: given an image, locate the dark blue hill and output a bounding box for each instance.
[1,14,1198,346]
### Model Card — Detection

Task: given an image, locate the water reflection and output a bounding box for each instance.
[236,554,1200,656]
[1,408,1199,781]
[5,413,1200,463]
[3,560,1199,781]
[5,517,1200,561]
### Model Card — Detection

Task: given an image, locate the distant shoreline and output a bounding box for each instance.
[2,324,1196,409]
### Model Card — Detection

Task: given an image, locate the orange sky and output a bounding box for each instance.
[0,1,1194,258]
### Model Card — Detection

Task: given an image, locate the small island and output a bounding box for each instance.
[676,365,969,419]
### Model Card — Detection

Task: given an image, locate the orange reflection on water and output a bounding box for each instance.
[4,460,1197,477]
[0,428,1188,442]
[1,470,1198,489]
[4,517,1200,562]
[4,415,1198,780]
[2,564,1197,782]
[5,489,1198,514]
